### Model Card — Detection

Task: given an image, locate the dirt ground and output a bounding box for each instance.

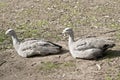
[0,0,120,80]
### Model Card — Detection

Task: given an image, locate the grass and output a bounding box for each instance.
[62,61,75,67]
[0,32,6,43]
[16,19,49,38]
[105,76,112,80]
[39,62,60,71]
[116,73,120,80]
[36,20,48,27]
[0,30,13,50]
[37,61,75,71]
[15,18,63,41]
[115,32,120,40]
[0,2,7,8]
[105,72,120,80]
[0,0,120,80]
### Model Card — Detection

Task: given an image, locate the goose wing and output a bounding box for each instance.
[19,40,62,53]
[74,38,114,51]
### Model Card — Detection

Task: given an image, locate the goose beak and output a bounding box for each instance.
[62,31,66,36]
[62,31,65,34]
[5,31,9,35]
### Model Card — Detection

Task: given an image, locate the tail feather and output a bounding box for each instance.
[47,41,62,49]
[103,43,115,51]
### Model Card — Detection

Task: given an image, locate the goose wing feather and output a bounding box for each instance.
[19,40,61,54]
[74,38,113,50]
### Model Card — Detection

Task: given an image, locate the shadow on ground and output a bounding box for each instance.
[102,50,120,59]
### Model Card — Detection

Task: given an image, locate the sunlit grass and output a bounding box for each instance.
[0,2,7,8]
[37,61,75,71]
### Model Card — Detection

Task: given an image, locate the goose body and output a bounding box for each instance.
[62,28,115,59]
[6,29,62,57]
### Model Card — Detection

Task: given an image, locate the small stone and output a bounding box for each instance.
[96,64,101,70]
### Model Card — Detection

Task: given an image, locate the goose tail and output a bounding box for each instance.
[47,41,62,49]
[103,43,115,51]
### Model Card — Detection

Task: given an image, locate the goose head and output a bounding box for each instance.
[5,29,15,36]
[62,27,74,43]
[62,28,73,36]
[6,29,20,51]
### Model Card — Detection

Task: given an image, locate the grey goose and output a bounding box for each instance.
[6,29,62,58]
[62,28,115,60]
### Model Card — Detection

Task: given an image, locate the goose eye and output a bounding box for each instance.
[66,29,69,31]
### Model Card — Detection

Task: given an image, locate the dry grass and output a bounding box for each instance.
[0,0,120,80]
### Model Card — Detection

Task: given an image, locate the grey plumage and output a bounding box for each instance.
[6,29,62,58]
[62,28,115,60]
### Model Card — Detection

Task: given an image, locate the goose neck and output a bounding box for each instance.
[11,34,20,49]
[68,32,74,44]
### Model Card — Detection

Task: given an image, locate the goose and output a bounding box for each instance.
[62,28,115,60]
[5,29,62,58]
